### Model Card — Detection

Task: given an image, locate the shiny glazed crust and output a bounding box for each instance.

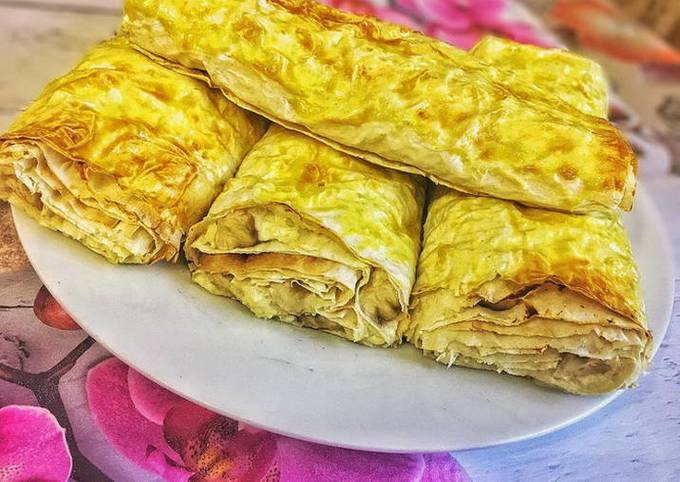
[0,38,267,263]
[185,125,425,347]
[406,189,651,394]
[470,36,609,118]
[121,0,636,213]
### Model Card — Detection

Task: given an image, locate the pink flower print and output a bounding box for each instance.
[0,405,73,482]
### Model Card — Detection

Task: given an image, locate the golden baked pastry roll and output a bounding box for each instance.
[471,36,608,118]
[0,39,266,263]
[121,0,636,213]
[185,125,425,347]
[404,188,652,395]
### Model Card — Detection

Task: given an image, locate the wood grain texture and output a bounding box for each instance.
[0,203,28,273]
[0,1,678,481]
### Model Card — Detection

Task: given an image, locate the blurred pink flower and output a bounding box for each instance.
[324,0,550,49]
[128,368,184,425]
[0,405,73,482]
[275,437,471,481]
[407,0,550,48]
[426,24,486,49]
[87,358,191,481]
[163,399,277,481]
[86,358,469,481]
[412,0,470,30]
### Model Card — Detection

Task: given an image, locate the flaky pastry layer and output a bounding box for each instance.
[405,189,651,394]
[121,0,635,213]
[470,36,608,118]
[0,38,266,263]
[186,126,425,346]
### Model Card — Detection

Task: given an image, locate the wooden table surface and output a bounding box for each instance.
[0,1,679,481]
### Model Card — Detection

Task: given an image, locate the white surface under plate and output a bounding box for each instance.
[13,185,674,453]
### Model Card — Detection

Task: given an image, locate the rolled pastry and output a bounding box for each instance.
[185,125,425,347]
[0,38,266,263]
[404,188,651,395]
[121,0,636,213]
[471,36,608,118]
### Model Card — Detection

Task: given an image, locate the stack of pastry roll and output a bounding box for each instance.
[118,0,650,392]
[0,0,651,394]
[402,39,652,394]
[185,126,425,347]
[0,39,266,263]
[403,189,651,394]
[121,0,636,213]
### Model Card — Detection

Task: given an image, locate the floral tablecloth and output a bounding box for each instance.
[1,1,679,481]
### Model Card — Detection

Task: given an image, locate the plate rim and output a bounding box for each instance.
[12,182,675,453]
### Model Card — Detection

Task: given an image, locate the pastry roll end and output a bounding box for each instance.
[406,189,651,395]
[186,126,425,347]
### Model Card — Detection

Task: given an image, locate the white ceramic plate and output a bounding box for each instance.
[13,185,673,453]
